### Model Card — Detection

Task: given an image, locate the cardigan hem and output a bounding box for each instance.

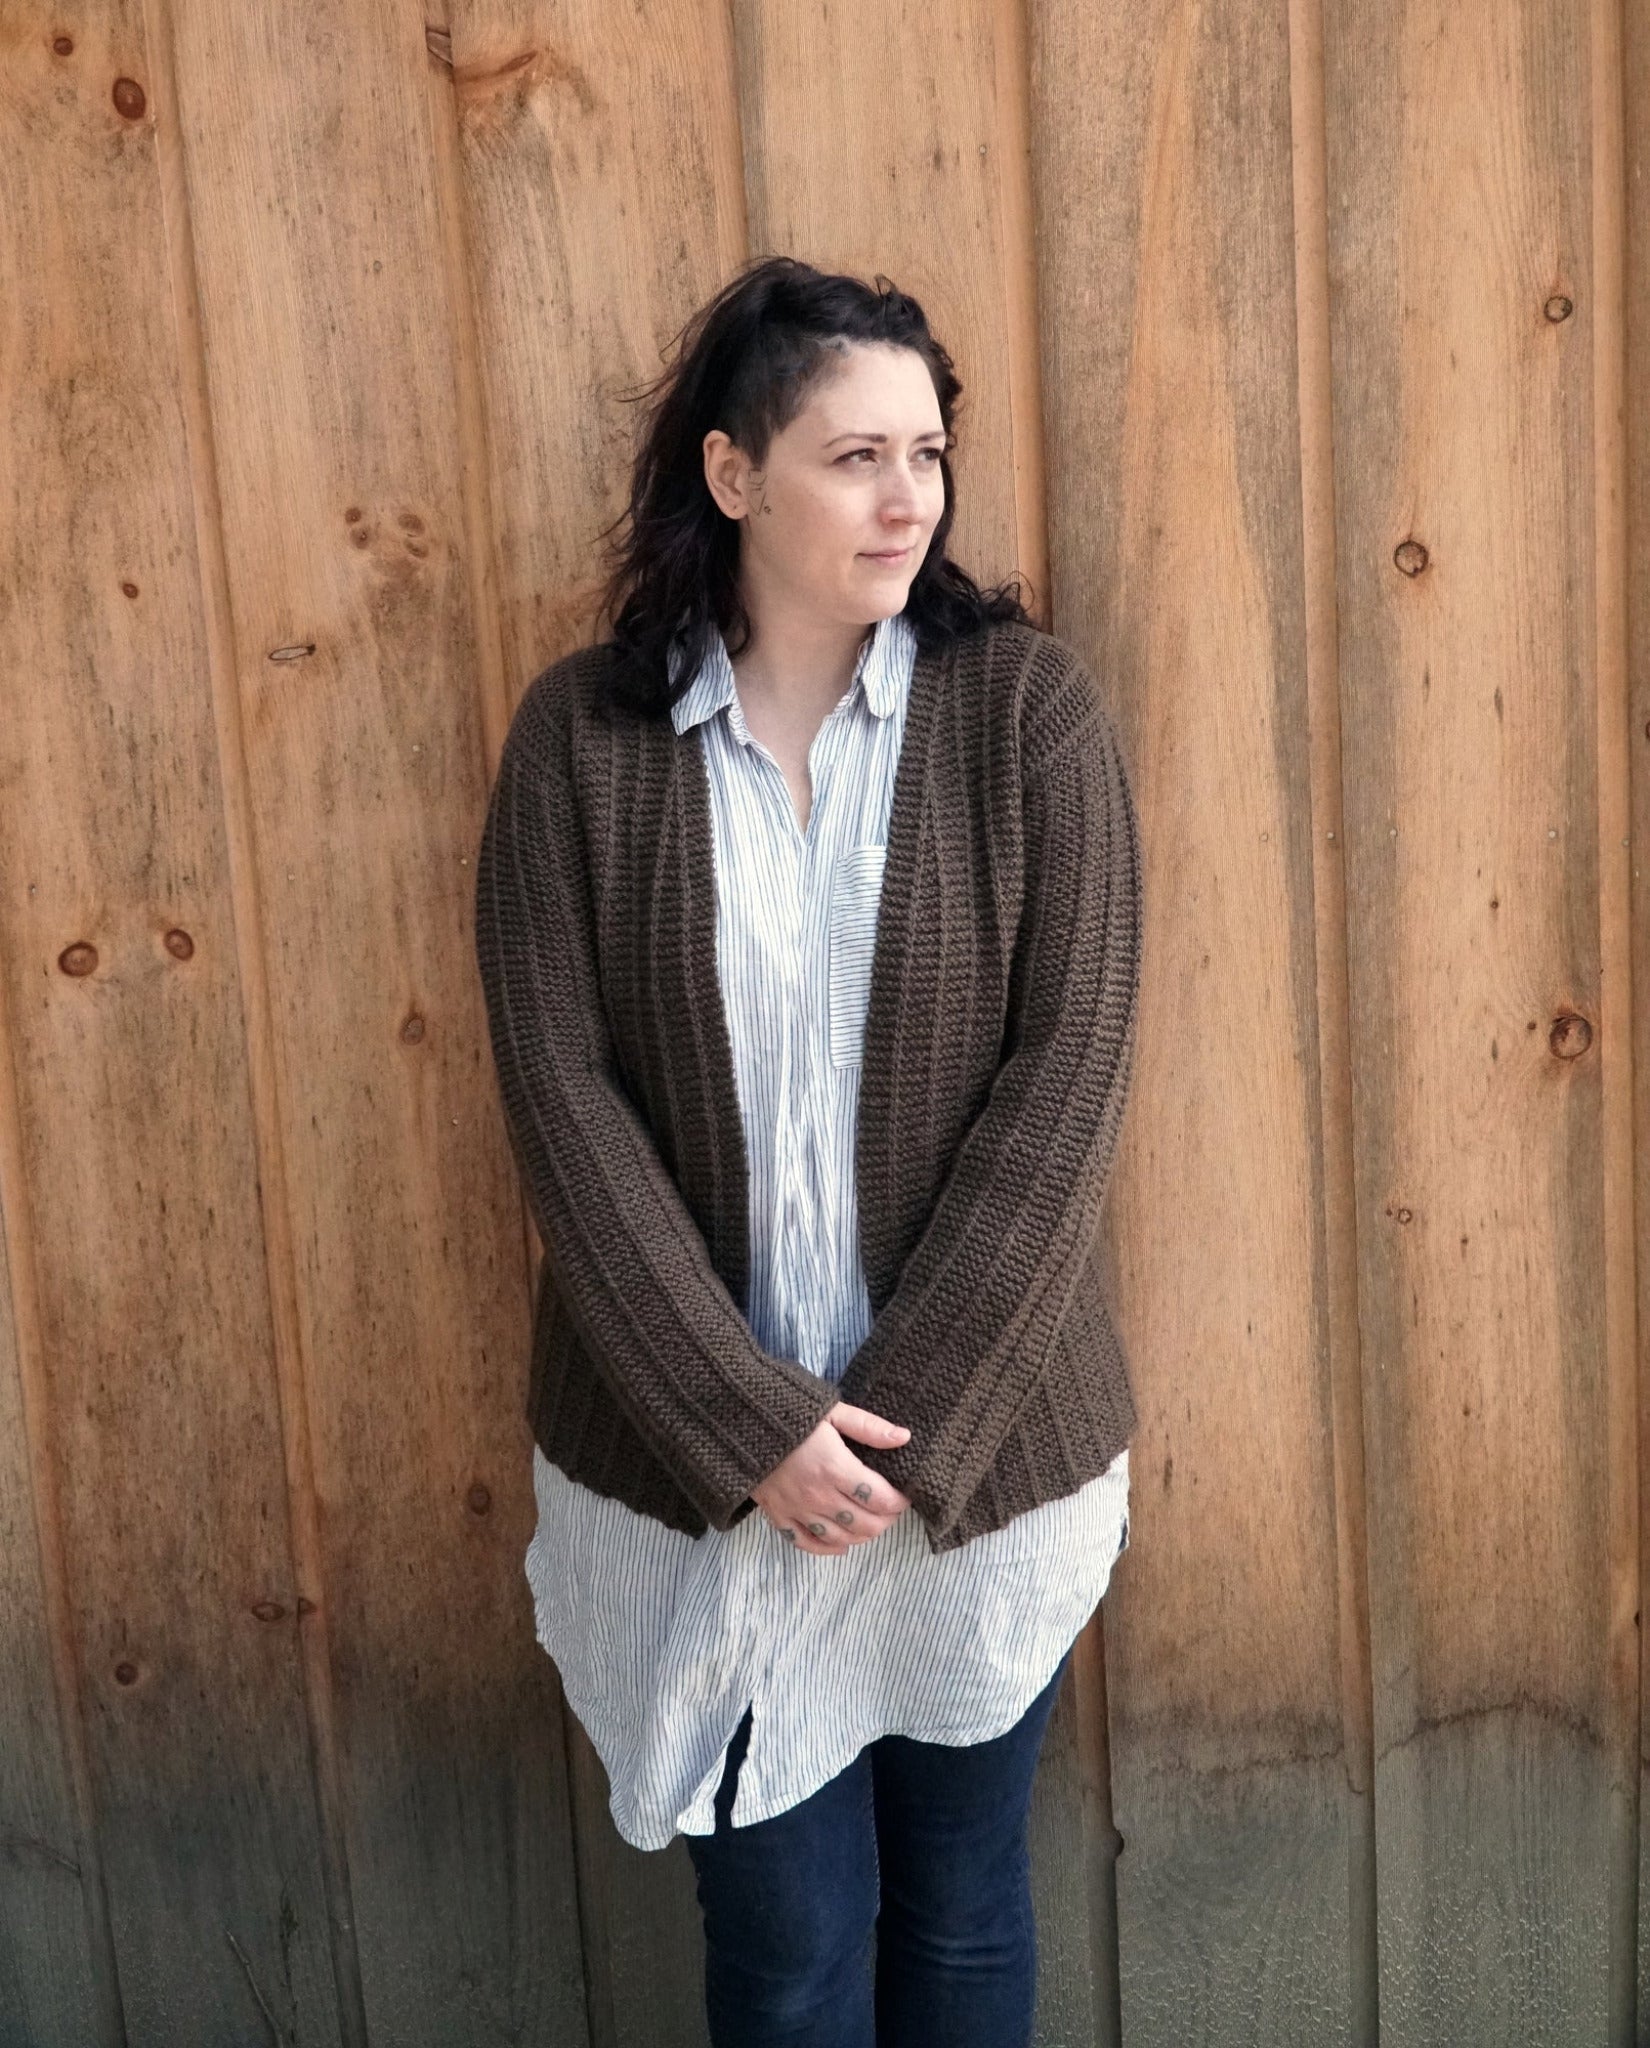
[529,1369,1138,1555]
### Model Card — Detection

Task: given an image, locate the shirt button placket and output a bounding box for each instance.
[758,745,807,1367]
[807,713,848,1340]
[796,716,839,1379]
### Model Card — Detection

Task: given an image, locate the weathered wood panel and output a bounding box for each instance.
[1630,0,1650,2017]
[735,1,1110,2039]
[0,8,343,2040]
[734,0,1043,613]
[1030,0,1363,2042]
[155,0,588,2040]
[3,0,1647,2041]
[1323,0,1615,2039]
[0,1201,103,2044]
[443,1,751,2039]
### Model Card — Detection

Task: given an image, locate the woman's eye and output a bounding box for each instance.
[838,446,944,465]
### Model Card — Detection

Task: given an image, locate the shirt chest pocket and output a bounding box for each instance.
[827,840,888,1068]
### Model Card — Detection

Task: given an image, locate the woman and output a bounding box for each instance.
[473,256,1142,2048]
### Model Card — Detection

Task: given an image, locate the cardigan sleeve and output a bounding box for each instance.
[834,675,1143,1545]
[473,692,843,1528]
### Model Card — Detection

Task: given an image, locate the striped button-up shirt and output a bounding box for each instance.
[524,607,1129,1851]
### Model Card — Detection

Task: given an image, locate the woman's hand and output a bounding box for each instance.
[750,1402,913,1554]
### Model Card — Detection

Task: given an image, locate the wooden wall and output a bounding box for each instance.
[0,0,1643,2043]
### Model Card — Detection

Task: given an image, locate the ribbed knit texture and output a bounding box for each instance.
[521,610,1129,1851]
[473,618,1142,1553]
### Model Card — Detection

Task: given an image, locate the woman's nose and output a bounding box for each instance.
[880,468,925,520]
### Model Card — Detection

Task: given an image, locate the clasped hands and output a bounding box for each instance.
[749,1401,913,1555]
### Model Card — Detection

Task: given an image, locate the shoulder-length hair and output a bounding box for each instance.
[589,255,1036,720]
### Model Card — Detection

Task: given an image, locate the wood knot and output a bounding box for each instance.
[1548,1011,1591,1059]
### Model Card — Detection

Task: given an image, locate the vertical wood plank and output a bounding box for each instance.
[0,1218,105,2045]
[733,2,1103,2038]
[1590,0,1638,2034]
[441,4,750,2040]
[1629,0,1650,2014]
[1323,0,1615,2037]
[734,0,1038,615]
[1030,0,1363,2040]
[1026,1638,1112,2048]
[0,7,345,2040]
[566,1723,712,2048]
[1289,0,1386,2029]
[158,0,589,2039]
[446,0,750,708]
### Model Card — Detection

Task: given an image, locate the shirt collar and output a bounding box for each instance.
[668,610,917,736]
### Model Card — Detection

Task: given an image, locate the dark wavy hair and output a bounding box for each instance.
[590,255,1036,720]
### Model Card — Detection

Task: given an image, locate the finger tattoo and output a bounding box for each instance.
[806,1521,827,1539]
[834,1508,855,1527]
[852,1483,873,1504]
[779,1526,797,1543]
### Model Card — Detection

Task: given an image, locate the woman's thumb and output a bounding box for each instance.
[832,1401,911,1444]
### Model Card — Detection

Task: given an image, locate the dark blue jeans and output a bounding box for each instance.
[683,1644,1073,2048]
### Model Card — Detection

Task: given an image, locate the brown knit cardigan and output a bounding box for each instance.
[473,618,1142,1554]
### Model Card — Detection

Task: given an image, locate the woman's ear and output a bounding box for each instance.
[701,428,750,522]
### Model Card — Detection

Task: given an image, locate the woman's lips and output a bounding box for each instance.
[863,545,914,563]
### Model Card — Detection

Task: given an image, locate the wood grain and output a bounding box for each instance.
[151,0,590,2038]
[443,1,749,2038]
[735,1,1116,2037]
[1629,0,1650,2018]
[0,1178,105,2042]
[1031,0,1362,2038]
[2,0,1644,2039]
[1324,0,1614,2036]
[735,0,1042,615]
[0,6,343,2038]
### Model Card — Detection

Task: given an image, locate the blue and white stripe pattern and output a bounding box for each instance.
[524,607,1130,1851]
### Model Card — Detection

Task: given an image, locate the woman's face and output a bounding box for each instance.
[703,341,948,628]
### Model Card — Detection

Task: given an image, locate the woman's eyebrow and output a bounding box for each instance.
[822,428,947,446]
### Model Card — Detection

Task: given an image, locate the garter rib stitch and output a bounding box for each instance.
[473,618,1142,1554]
